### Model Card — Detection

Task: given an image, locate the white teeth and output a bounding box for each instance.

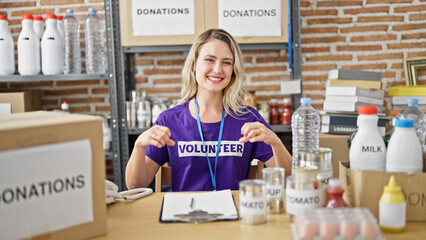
[208,76,222,81]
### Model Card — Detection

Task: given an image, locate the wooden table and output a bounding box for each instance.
[92,192,426,240]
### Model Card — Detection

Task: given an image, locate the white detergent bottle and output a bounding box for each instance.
[41,14,64,75]
[18,14,40,75]
[0,15,15,75]
[386,119,423,172]
[349,105,386,171]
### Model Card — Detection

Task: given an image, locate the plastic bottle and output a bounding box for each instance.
[0,15,15,75]
[63,9,81,74]
[398,98,426,148]
[386,119,423,173]
[41,14,64,75]
[379,175,405,232]
[281,98,292,125]
[349,105,386,171]
[18,14,40,75]
[83,8,106,74]
[291,97,320,173]
[326,178,347,209]
[56,15,64,38]
[61,100,69,112]
[33,16,43,73]
[269,99,280,125]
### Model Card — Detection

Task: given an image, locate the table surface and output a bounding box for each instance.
[92,192,426,240]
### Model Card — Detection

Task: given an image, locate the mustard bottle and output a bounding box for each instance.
[379,175,406,232]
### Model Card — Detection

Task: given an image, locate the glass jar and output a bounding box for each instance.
[258,102,270,124]
[281,98,292,125]
[244,91,257,109]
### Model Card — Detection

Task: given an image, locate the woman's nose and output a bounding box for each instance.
[212,62,222,73]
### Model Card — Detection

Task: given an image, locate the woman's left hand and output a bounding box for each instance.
[239,122,280,146]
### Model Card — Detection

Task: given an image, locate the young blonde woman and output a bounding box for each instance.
[126,28,292,191]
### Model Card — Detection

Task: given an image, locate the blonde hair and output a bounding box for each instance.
[179,28,249,117]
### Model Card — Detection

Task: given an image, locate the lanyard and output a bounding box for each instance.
[194,96,225,191]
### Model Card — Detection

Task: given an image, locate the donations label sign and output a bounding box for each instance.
[218,0,281,37]
[0,140,93,240]
[132,0,195,36]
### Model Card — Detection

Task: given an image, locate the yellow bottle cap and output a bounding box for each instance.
[380,175,405,204]
[384,175,401,193]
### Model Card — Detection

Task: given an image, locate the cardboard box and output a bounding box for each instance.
[319,133,350,178]
[339,161,426,221]
[0,91,41,113]
[0,111,106,239]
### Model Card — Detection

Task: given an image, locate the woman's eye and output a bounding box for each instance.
[223,61,232,66]
[205,58,214,62]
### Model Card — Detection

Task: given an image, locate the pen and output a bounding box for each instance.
[190,197,195,210]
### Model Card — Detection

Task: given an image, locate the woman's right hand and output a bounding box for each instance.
[135,125,176,148]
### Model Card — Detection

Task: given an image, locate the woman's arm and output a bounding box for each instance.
[125,125,175,189]
[239,122,292,176]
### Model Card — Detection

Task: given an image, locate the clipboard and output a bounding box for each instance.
[159,190,239,223]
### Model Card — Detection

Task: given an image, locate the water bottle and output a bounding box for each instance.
[41,14,64,75]
[83,8,106,74]
[397,98,426,148]
[349,105,386,171]
[63,9,81,74]
[18,14,40,75]
[56,15,64,38]
[386,119,423,173]
[291,98,320,174]
[0,15,15,75]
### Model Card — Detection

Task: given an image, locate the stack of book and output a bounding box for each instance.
[321,69,387,135]
[324,69,384,113]
[388,85,426,116]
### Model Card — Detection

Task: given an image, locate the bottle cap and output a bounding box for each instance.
[283,98,291,105]
[46,14,57,20]
[22,15,33,20]
[0,15,8,21]
[88,8,97,14]
[67,9,74,14]
[407,98,418,105]
[383,175,402,194]
[358,105,377,115]
[328,178,342,188]
[57,15,63,20]
[33,16,43,21]
[395,118,414,128]
[270,98,278,103]
[300,97,311,105]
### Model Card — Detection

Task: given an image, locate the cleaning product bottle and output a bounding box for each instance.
[379,175,406,232]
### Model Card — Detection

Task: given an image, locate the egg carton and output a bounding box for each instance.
[292,208,384,240]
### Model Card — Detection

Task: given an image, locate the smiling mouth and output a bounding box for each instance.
[207,76,223,82]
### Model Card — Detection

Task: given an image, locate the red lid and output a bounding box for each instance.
[33,16,43,21]
[22,15,33,20]
[57,15,63,20]
[46,14,57,19]
[62,100,68,104]
[0,15,8,21]
[358,105,378,115]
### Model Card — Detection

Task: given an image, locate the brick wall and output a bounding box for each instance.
[1,0,426,113]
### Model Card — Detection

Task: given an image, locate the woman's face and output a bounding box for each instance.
[194,38,234,95]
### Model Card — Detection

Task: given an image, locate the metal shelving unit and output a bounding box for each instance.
[113,0,302,190]
[0,0,123,188]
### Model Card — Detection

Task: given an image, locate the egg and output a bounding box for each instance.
[340,220,359,240]
[320,220,339,240]
[360,220,378,240]
[297,220,319,240]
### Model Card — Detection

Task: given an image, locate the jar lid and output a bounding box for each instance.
[0,15,8,21]
[33,16,43,21]
[358,105,377,115]
[57,15,63,20]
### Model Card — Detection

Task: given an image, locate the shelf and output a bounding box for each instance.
[0,73,109,82]
[123,43,287,53]
[128,125,291,135]
[105,151,114,160]
[270,124,292,133]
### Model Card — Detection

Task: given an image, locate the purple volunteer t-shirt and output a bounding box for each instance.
[146,100,273,191]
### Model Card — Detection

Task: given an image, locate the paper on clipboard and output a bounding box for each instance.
[160,190,238,222]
